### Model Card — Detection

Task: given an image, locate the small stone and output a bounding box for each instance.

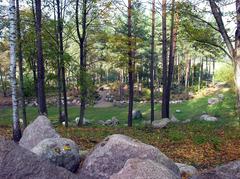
[170,115,179,123]
[182,119,191,124]
[200,114,218,122]
[152,118,170,129]
[132,110,142,120]
[208,98,220,105]
[176,163,198,176]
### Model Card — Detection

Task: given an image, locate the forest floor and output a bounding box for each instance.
[1,86,240,171]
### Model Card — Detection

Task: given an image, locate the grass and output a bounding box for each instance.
[1,87,240,169]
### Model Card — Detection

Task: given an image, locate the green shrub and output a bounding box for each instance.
[215,65,234,87]
[23,75,36,97]
[142,88,151,100]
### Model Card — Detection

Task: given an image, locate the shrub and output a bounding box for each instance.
[214,64,234,87]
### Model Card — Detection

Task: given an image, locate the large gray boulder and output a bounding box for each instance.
[152,118,170,129]
[31,138,81,172]
[191,160,240,179]
[79,134,180,179]
[110,158,180,179]
[19,115,60,150]
[0,138,77,179]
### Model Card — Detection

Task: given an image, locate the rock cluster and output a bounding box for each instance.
[97,117,120,126]
[19,115,81,172]
[79,134,181,179]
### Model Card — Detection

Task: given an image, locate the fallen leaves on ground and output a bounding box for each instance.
[1,126,240,172]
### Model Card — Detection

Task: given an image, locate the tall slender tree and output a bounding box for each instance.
[208,0,240,114]
[53,0,62,124]
[161,0,168,118]
[127,0,134,127]
[8,0,21,141]
[16,0,27,128]
[56,0,68,127]
[165,0,179,117]
[35,0,47,114]
[76,0,87,126]
[150,0,155,123]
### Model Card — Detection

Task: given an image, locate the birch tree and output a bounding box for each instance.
[8,0,21,141]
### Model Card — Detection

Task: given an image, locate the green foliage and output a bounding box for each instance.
[23,75,35,97]
[215,65,234,86]
[142,88,151,100]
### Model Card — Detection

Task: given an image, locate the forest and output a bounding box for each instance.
[0,0,240,178]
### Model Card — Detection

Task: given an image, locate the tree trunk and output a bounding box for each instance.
[35,0,47,114]
[191,58,195,86]
[185,54,191,90]
[165,0,178,118]
[150,0,155,123]
[53,0,62,124]
[161,0,168,118]
[198,58,203,91]
[30,0,38,99]
[212,59,215,85]
[56,0,68,127]
[177,54,181,85]
[76,0,87,127]
[16,0,27,128]
[127,0,134,127]
[235,0,240,114]
[8,0,22,142]
[0,65,7,97]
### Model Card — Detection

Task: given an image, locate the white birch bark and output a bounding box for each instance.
[8,0,21,141]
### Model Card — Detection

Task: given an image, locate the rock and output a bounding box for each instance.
[19,115,60,150]
[218,94,224,100]
[79,134,180,179]
[142,120,151,126]
[152,118,170,129]
[182,119,191,124]
[98,117,119,126]
[104,119,113,125]
[200,114,218,122]
[170,115,179,123]
[72,99,77,104]
[191,160,240,179]
[176,163,197,176]
[110,158,181,179]
[0,138,77,179]
[97,120,105,125]
[31,138,80,172]
[208,98,220,105]
[75,117,91,125]
[111,117,119,126]
[176,109,181,113]
[132,110,142,119]
[113,101,128,108]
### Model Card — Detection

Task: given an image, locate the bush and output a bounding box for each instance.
[214,65,234,87]
[23,75,36,97]
[142,88,151,100]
